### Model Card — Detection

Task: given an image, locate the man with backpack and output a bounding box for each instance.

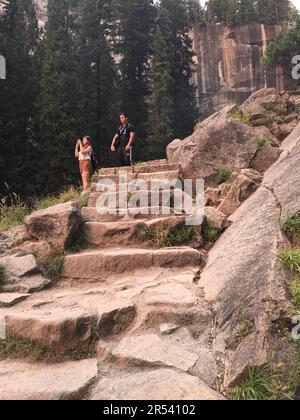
[111,113,135,167]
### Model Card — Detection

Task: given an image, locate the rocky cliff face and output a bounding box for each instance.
[191,23,297,116]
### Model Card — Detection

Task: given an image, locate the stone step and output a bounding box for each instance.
[0,359,98,400]
[92,170,181,185]
[84,216,187,247]
[5,297,137,353]
[90,368,226,400]
[2,268,201,353]
[63,247,201,280]
[88,189,177,208]
[82,206,181,223]
[98,160,175,176]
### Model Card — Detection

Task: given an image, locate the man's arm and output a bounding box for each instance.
[111,134,119,152]
[126,130,135,152]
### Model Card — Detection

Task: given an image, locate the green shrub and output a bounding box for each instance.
[232,365,291,401]
[217,169,232,185]
[282,212,300,244]
[229,111,252,126]
[39,254,64,283]
[202,217,222,243]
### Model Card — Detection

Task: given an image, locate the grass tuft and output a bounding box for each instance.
[140,224,199,248]
[256,136,273,151]
[0,334,96,363]
[35,186,80,210]
[232,365,292,401]
[228,111,252,126]
[0,200,29,231]
[38,253,64,283]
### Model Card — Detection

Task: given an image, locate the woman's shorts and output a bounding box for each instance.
[79,160,92,174]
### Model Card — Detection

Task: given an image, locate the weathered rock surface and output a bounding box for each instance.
[90,368,225,400]
[25,201,83,251]
[167,105,275,182]
[0,226,31,256]
[0,359,98,400]
[0,253,50,293]
[200,121,300,386]
[204,207,227,229]
[251,143,281,173]
[111,334,199,372]
[192,21,295,114]
[0,254,38,278]
[218,169,262,216]
[0,293,30,307]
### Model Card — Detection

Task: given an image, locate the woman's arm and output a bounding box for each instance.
[75,140,80,158]
[80,145,92,155]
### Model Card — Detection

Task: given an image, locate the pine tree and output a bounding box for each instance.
[263,12,300,78]
[37,0,82,193]
[115,0,156,160]
[147,7,175,159]
[160,0,197,139]
[78,0,119,163]
[0,0,40,197]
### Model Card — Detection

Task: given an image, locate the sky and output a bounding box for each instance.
[199,0,300,10]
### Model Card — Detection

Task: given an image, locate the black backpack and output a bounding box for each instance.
[91,153,100,173]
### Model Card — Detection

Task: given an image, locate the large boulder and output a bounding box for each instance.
[167,105,275,183]
[200,122,300,388]
[25,201,83,251]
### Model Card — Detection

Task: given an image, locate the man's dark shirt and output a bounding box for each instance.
[116,123,135,147]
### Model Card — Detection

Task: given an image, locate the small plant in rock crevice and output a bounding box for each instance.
[279,251,300,311]
[281,212,300,245]
[0,265,6,284]
[38,253,65,283]
[228,110,252,126]
[234,310,255,342]
[202,217,222,244]
[217,169,232,185]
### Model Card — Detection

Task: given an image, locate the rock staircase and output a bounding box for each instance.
[0,160,225,400]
